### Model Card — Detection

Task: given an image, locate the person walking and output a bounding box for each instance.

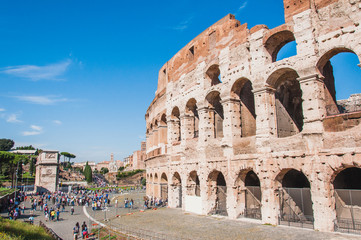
[71,206,74,215]
[73,222,80,240]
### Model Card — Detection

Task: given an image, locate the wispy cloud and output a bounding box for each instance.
[171,16,193,31]
[235,1,248,16]
[0,108,5,112]
[22,125,43,136]
[14,95,69,105]
[53,120,62,125]
[6,113,22,123]
[1,59,72,81]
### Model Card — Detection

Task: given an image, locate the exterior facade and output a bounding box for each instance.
[35,150,60,193]
[144,0,361,233]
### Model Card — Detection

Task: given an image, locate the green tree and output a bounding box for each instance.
[0,139,14,151]
[100,167,109,175]
[83,161,92,183]
[60,152,76,163]
[15,145,35,150]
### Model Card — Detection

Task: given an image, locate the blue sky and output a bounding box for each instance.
[0,0,360,163]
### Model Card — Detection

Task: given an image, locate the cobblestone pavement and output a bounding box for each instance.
[86,192,361,240]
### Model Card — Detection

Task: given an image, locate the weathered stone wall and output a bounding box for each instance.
[35,151,60,193]
[144,0,361,233]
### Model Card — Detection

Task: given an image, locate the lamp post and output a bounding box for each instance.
[14,161,19,202]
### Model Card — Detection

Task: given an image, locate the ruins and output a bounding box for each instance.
[35,150,60,193]
[144,0,361,233]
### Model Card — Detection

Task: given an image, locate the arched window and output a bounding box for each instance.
[207,170,227,216]
[317,48,361,115]
[206,64,222,86]
[206,91,224,138]
[171,107,181,142]
[231,78,256,137]
[186,98,199,138]
[265,30,297,62]
[268,68,304,137]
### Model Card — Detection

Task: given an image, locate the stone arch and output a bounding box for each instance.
[316,47,361,115]
[185,98,199,138]
[187,170,200,197]
[206,91,224,138]
[207,170,228,216]
[206,64,221,86]
[154,173,159,198]
[332,167,361,232]
[234,169,262,219]
[171,107,181,142]
[160,173,168,200]
[276,169,314,227]
[264,30,296,62]
[231,78,256,137]
[158,113,168,145]
[267,68,304,137]
[171,172,182,208]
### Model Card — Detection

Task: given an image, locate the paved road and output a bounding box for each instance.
[3,192,361,240]
[88,192,361,240]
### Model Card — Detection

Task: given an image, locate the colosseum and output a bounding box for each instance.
[144,0,361,234]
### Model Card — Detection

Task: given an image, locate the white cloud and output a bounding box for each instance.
[22,125,43,136]
[15,95,69,105]
[171,16,193,31]
[235,1,248,16]
[31,125,42,131]
[0,108,5,112]
[1,59,71,81]
[53,120,62,125]
[6,114,22,123]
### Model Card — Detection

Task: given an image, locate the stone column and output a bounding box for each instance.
[298,74,326,134]
[253,87,277,151]
[260,181,279,225]
[197,107,214,145]
[180,115,194,141]
[221,98,242,146]
[167,119,181,144]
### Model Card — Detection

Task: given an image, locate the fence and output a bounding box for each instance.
[334,189,361,234]
[244,186,262,220]
[278,187,314,229]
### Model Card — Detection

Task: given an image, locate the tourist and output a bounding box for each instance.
[71,206,74,215]
[73,222,80,240]
[81,221,87,239]
[56,208,60,221]
[29,215,34,224]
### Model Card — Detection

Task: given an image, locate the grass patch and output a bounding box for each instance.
[0,188,15,196]
[116,169,144,180]
[0,217,53,240]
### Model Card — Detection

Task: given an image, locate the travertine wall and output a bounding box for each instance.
[144,0,361,233]
[35,151,60,193]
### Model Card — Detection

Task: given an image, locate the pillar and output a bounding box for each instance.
[221,98,242,146]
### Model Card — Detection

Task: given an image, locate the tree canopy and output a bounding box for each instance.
[100,167,109,175]
[60,152,76,162]
[0,139,14,151]
[83,161,92,183]
[15,145,35,150]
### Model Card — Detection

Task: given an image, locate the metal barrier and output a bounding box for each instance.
[278,188,314,229]
[244,186,262,220]
[39,221,63,240]
[334,189,361,234]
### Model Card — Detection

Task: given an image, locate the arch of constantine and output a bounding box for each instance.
[144,0,361,233]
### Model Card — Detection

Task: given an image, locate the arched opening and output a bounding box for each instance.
[154,173,159,198]
[208,170,227,216]
[265,30,297,62]
[171,107,181,142]
[333,167,361,233]
[186,98,199,138]
[276,41,297,61]
[235,170,261,219]
[278,169,313,228]
[318,49,361,116]
[187,171,200,197]
[159,114,168,145]
[270,69,304,137]
[231,79,256,137]
[206,64,221,86]
[172,172,182,208]
[206,91,224,138]
[160,173,168,200]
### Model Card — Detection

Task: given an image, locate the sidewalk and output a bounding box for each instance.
[87,192,361,240]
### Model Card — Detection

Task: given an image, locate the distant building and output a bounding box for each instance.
[9,149,37,155]
[73,161,96,171]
